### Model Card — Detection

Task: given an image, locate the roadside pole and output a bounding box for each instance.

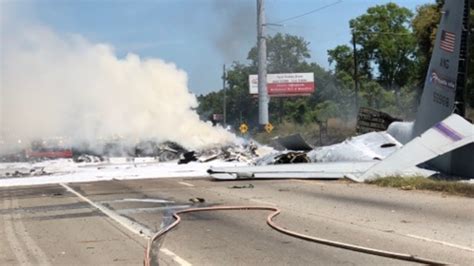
[257,0,269,127]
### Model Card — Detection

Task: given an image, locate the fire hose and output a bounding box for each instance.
[144,206,449,266]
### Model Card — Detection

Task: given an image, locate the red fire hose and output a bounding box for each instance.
[144,206,448,266]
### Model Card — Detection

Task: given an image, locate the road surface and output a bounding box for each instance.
[1,178,473,265]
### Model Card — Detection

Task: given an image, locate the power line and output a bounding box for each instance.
[273,0,343,24]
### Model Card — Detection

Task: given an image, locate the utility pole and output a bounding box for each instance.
[222,64,227,125]
[352,30,359,111]
[257,0,269,126]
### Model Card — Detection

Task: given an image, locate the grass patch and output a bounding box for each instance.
[366,176,474,198]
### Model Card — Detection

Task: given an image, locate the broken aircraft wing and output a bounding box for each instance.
[208,161,376,180]
[353,114,474,182]
[210,114,471,181]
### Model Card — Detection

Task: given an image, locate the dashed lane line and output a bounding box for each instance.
[3,196,30,265]
[9,197,51,265]
[161,248,192,266]
[3,193,51,266]
[178,181,195,187]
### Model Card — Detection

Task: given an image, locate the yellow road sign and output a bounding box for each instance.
[239,123,248,134]
[264,123,274,133]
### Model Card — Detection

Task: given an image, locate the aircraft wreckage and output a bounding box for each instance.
[1,0,472,185]
[209,0,474,182]
[209,114,474,182]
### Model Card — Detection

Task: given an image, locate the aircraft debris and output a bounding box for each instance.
[307,131,402,163]
[209,114,471,181]
[274,152,310,164]
[229,184,254,189]
[356,107,402,134]
[352,114,474,182]
[2,167,50,178]
[73,154,104,163]
[275,134,313,151]
[208,161,376,180]
[189,197,205,203]
[252,131,401,166]
[178,151,198,164]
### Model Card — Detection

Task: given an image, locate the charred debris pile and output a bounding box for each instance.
[0,139,263,164]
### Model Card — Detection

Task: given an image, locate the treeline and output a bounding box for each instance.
[197,1,474,129]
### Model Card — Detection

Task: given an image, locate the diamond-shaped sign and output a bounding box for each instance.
[264,123,274,133]
[239,123,248,134]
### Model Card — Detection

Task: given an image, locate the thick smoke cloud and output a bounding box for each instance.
[1,21,237,152]
[212,0,256,60]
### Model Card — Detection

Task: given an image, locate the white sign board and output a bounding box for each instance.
[249,73,315,96]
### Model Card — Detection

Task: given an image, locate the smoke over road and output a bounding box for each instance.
[212,0,256,60]
[1,21,237,152]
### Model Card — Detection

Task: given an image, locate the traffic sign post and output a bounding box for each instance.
[239,123,248,134]
[264,123,273,133]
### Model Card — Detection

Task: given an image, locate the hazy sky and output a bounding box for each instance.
[1,0,433,95]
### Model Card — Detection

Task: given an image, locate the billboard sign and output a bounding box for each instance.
[249,73,315,97]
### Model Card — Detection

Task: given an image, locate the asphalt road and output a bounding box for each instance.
[1,178,473,265]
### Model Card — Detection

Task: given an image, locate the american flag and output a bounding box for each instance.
[440,30,456,53]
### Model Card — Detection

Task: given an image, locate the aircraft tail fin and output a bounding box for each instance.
[412,0,470,138]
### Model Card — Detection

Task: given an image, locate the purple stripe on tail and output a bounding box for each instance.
[434,122,463,141]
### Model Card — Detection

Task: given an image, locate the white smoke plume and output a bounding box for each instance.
[0,21,237,153]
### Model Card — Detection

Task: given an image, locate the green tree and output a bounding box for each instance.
[225,63,259,126]
[198,33,344,127]
[350,3,416,90]
[411,0,474,108]
[328,45,354,76]
[247,33,311,73]
[411,1,443,88]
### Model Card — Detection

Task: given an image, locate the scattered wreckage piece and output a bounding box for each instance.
[2,167,50,178]
[229,184,254,189]
[253,131,402,166]
[352,114,474,182]
[73,154,104,163]
[178,151,198,164]
[307,131,402,163]
[209,114,471,181]
[274,152,310,164]
[190,144,267,164]
[356,107,402,134]
[274,133,313,151]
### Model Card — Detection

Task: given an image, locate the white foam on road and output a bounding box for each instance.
[0,159,245,187]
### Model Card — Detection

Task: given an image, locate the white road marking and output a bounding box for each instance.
[3,196,30,265]
[60,183,152,238]
[117,205,191,215]
[59,183,192,266]
[9,197,51,266]
[100,198,174,204]
[405,234,474,252]
[161,248,192,266]
[291,179,324,185]
[178,181,194,187]
[3,195,51,265]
